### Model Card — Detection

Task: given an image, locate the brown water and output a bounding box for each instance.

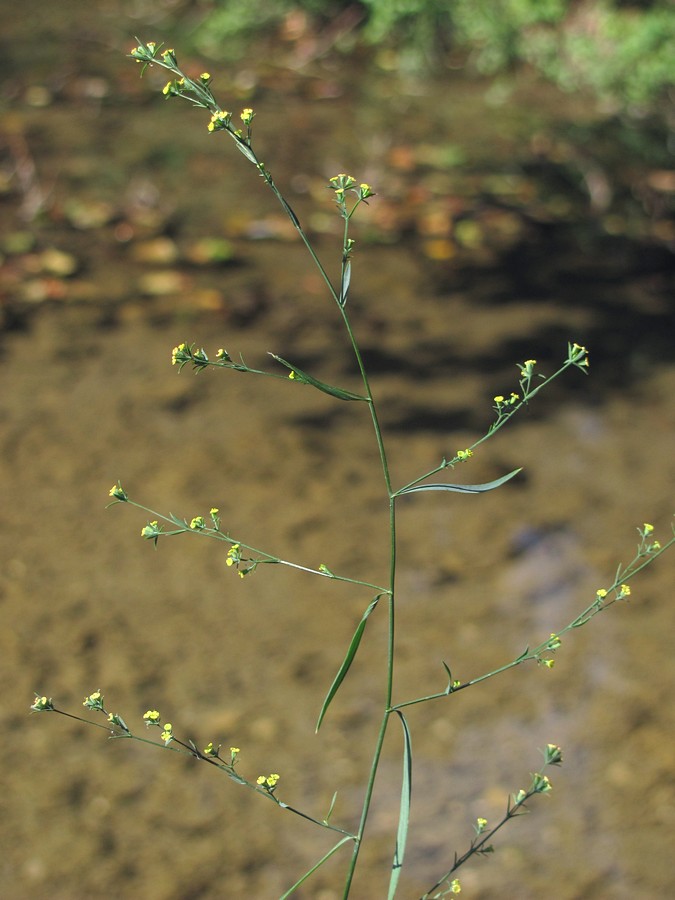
[2,4,675,899]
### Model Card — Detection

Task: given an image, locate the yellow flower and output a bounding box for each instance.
[171,343,188,365]
[226,544,241,567]
[257,773,280,789]
[83,691,104,710]
[208,110,232,133]
[31,695,54,712]
[109,482,128,502]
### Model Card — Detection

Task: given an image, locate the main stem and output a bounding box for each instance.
[262,170,399,895]
[338,300,398,897]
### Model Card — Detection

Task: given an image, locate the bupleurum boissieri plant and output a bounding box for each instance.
[31,40,675,899]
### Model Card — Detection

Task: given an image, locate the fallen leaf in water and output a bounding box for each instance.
[183,238,236,265]
[138,270,185,296]
[130,237,179,265]
[38,247,79,277]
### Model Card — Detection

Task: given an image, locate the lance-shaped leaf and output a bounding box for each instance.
[270,354,366,401]
[442,660,459,694]
[234,139,258,165]
[387,711,412,900]
[279,196,301,230]
[397,467,522,496]
[339,260,351,307]
[316,595,382,732]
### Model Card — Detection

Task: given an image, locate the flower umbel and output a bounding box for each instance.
[108,482,128,502]
[226,544,241,568]
[83,691,105,712]
[257,773,280,793]
[31,694,54,712]
[568,342,589,370]
[544,744,563,765]
[141,521,162,546]
[208,110,232,133]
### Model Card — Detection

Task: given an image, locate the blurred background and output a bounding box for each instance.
[1,1,674,897]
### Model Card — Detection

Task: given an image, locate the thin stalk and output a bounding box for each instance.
[396,357,584,495]
[280,836,355,900]
[335,288,398,895]
[341,708,390,897]
[337,304,392,495]
[393,534,675,712]
[262,171,340,305]
[119,498,388,592]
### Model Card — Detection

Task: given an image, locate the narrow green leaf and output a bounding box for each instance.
[270,354,366,401]
[339,261,351,307]
[279,836,353,899]
[168,513,188,527]
[398,467,522,496]
[234,140,258,165]
[442,660,456,694]
[388,711,413,900]
[315,596,381,732]
[324,791,338,824]
[279,196,301,230]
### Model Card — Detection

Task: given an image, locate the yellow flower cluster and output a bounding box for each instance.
[208,110,232,133]
[257,773,280,790]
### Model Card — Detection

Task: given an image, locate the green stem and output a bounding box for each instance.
[280,836,355,899]
[260,168,339,304]
[123,499,388,592]
[336,296,398,895]
[393,535,675,712]
[341,708,391,898]
[396,358,581,495]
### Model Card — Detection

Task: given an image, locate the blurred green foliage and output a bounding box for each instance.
[190,0,674,113]
[188,0,349,58]
[446,0,675,109]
